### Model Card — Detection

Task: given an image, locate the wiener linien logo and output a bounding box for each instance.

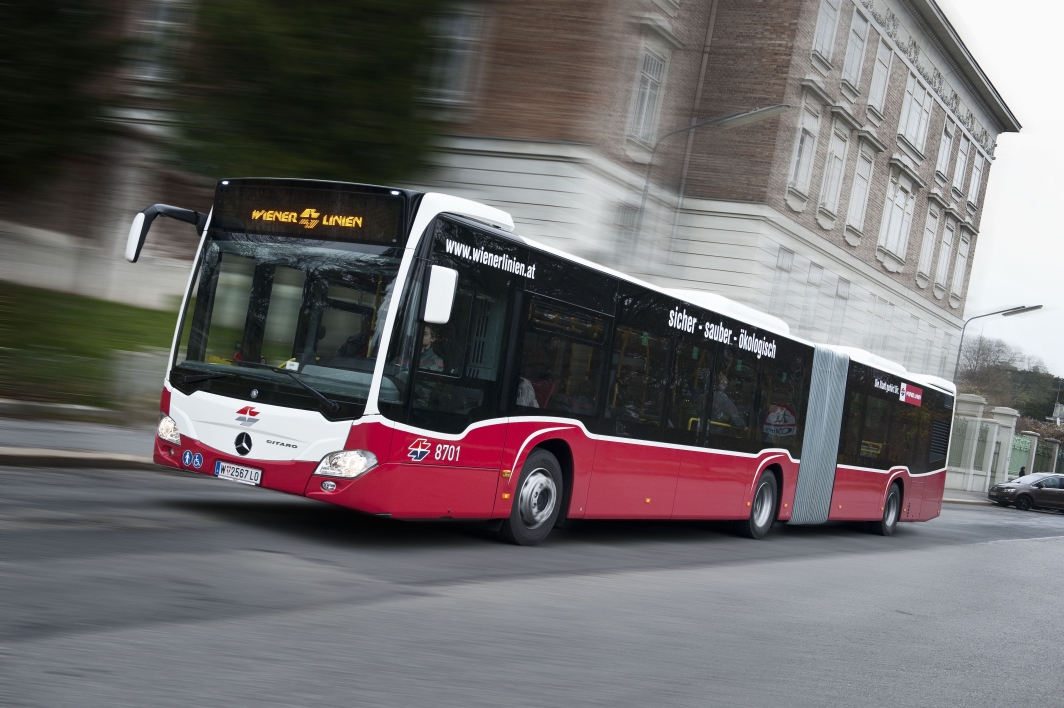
[250,208,364,230]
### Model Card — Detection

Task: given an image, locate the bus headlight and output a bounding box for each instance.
[157,415,181,445]
[314,450,378,479]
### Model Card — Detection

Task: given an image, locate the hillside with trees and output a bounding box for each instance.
[957,334,1064,437]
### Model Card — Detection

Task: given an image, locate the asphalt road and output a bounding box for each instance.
[2,464,1063,707]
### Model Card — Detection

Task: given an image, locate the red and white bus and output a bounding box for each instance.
[127,178,955,544]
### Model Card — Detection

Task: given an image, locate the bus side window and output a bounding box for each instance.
[837,389,864,466]
[402,218,518,434]
[756,343,806,457]
[605,326,671,440]
[665,339,716,446]
[513,300,606,419]
[909,404,932,474]
[705,345,760,447]
[887,396,922,471]
[858,395,892,466]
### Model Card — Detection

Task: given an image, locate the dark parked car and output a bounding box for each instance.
[988,474,1064,511]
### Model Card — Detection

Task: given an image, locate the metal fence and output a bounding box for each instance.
[1008,435,1031,476]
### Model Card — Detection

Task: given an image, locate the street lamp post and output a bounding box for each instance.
[952,304,1043,382]
[631,104,790,251]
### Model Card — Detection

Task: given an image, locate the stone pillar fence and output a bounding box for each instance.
[946,393,1020,492]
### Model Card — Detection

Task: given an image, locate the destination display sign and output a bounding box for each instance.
[211,183,403,245]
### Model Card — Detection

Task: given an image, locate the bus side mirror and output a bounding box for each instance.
[422,265,458,324]
[125,204,208,263]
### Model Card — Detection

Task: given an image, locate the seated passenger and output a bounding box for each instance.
[710,373,746,428]
[418,325,444,372]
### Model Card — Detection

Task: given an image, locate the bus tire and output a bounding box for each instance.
[735,470,778,539]
[1014,495,1033,511]
[868,483,901,536]
[500,449,563,546]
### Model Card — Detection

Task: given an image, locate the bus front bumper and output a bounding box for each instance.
[153,435,503,519]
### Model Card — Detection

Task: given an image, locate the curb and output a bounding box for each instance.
[0,447,157,471]
[942,497,992,506]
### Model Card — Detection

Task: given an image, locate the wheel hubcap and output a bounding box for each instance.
[885,492,899,526]
[518,468,556,529]
[752,480,773,527]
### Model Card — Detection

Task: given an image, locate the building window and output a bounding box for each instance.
[877,172,916,260]
[934,220,955,288]
[790,106,821,194]
[846,144,875,231]
[812,0,841,64]
[426,6,485,106]
[769,248,795,318]
[866,295,895,354]
[917,206,940,277]
[799,263,824,334]
[867,40,893,115]
[968,153,986,207]
[630,49,667,143]
[898,73,932,152]
[951,235,970,297]
[828,277,849,343]
[615,203,639,255]
[935,120,955,178]
[953,136,971,194]
[841,11,869,90]
[922,323,937,372]
[819,123,849,214]
[939,333,953,378]
[904,315,920,367]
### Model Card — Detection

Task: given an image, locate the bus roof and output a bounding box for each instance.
[423,192,955,398]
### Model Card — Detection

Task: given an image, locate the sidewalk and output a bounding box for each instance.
[941,489,992,506]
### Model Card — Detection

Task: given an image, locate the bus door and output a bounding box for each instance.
[586,292,680,519]
[381,216,519,516]
[508,295,611,515]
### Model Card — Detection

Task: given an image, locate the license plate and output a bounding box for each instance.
[215,460,262,486]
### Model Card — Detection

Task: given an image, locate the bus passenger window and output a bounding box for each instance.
[705,346,759,445]
[837,389,864,465]
[666,340,715,446]
[605,326,671,439]
[859,396,891,464]
[757,351,806,456]
[514,301,605,418]
[888,398,923,471]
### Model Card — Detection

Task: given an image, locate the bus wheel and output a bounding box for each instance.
[500,449,563,546]
[736,470,778,539]
[868,483,901,536]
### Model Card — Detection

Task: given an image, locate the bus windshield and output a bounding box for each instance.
[170,231,403,418]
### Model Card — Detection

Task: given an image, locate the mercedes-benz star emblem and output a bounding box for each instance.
[234,432,253,456]
[250,388,259,399]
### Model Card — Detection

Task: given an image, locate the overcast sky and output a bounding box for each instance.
[936,0,1061,373]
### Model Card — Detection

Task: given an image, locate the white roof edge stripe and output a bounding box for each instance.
[421,192,514,234]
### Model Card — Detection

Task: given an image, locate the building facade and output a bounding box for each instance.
[0,0,1017,380]
[415,0,1019,379]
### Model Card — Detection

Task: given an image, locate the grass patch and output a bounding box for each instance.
[0,281,179,406]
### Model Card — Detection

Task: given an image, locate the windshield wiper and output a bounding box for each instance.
[235,361,341,412]
[175,370,239,384]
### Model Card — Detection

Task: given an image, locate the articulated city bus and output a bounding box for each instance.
[127,178,955,545]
